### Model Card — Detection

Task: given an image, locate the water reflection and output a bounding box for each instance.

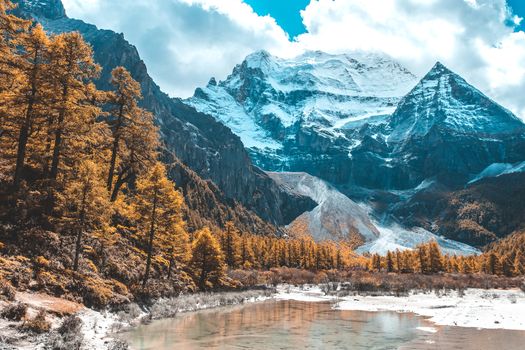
[124,300,425,350]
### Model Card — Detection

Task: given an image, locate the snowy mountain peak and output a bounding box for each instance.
[186,50,418,154]
[389,62,525,142]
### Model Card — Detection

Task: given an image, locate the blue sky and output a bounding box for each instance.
[246,0,525,37]
[244,0,309,38]
[508,0,525,30]
[62,0,525,118]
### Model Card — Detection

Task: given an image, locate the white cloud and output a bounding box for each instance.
[295,0,525,118]
[61,0,525,118]
[62,0,295,98]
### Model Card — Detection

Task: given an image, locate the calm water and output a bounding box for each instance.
[122,300,525,350]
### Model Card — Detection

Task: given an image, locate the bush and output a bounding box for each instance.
[0,279,16,301]
[23,310,51,333]
[47,315,84,350]
[1,303,27,321]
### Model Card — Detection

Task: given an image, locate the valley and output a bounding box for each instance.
[1,1,525,349]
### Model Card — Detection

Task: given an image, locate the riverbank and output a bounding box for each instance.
[2,284,524,349]
[0,289,274,350]
[276,284,525,331]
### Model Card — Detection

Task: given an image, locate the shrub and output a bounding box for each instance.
[23,310,51,333]
[0,279,16,301]
[1,303,27,321]
[47,315,84,350]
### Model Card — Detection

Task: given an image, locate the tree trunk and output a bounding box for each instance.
[49,85,68,180]
[13,121,30,190]
[142,188,158,288]
[107,105,124,192]
[110,167,131,202]
[106,136,119,191]
[13,51,40,189]
[42,116,54,178]
[167,255,173,279]
[73,187,88,271]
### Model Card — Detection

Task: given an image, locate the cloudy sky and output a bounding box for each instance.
[61,0,525,118]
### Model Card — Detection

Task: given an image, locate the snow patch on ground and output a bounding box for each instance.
[276,285,525,331]
[469,161,525,184]
[356,224,481,256]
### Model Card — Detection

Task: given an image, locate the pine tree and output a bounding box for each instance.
[46,32,101,180]
[106,67,158,201]
[427,241,443,273]
[0,1,30,110]
[189,227,227,290]
[386,251,394,272]
[56,160,112,271]
[11,24,50,189]
[417,244,429,274]
[240,234,255,269]
[486,252,500,275]
[221,221,241,268]
[133,162,185,288]
[513,251,524,276]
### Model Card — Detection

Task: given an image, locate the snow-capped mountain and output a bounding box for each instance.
[186,50,418,172]
[184,50,525,249]
[388,62,525,144]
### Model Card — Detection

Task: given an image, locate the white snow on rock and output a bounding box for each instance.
[469,161,525,184]
[270,172,479,255]
[388,62,525,144]
[268,172,380,242]
[186,50,418,152]
[356,224,480,256]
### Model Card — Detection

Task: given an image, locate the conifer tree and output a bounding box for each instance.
[221,221,241,268]
[11,24,50,189]
[106,67,158,201]
[46,32,101,180]
[0,1,29,109]
[57,160,112,271]
[427,241,443,273]
[386,251,394,272]
[417,245,429,274]
[133,162,185,287]
[513,251,524,276]
[189,227,227,290]
[240,234,255,269]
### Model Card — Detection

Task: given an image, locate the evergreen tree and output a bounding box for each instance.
[10,24,50,189]
[106,67,158,201]
[240,234,255,269]
[133,162,185,287]
[46,32,101,180]
[427,241,443,273]
[189,227,227,290]
[417,245,429,274]
[56,160,112,271]
[221,221,241,268]
[386,251,394,272]
[513,251,524,276]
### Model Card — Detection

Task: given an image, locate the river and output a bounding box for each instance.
[121,299,525,349]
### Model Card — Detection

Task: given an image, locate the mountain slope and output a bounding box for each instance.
[13,0,315,230]
[188,50,525,248]
[186,50,418,183]
[268,172,379,243]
